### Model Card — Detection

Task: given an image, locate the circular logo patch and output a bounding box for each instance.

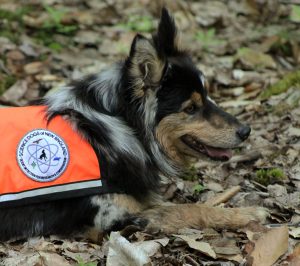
[17,129,69,182]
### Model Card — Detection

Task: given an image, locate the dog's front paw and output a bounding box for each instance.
[238,207,269,224]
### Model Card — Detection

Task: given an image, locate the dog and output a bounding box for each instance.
[39,149,47,161]
[0,8,267,241]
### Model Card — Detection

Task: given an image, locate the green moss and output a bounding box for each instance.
[0,29,20,43]
[33,29,64,51]
[42,5,77,34]
[236,47,276,70]
[255,168,286,186]
[260,70,300,100]
[0,5,77,49]
[290,4,300,23]
[193,183,205,194]
[76,257,97,266]
[0,6,32,22]
[181,166,199,181]
[31,5,78,51]
[116,42,129,55]
[0,75,16,95]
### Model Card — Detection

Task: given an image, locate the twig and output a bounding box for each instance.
[194,150,263,169]
[225,150,262,164]
[205,186,241,206]
[184,254,200,266]
[251,180,268,191]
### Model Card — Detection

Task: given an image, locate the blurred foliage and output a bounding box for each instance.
[181,165,199,181]
[0,5,77,51]
[260,70,300,100]
[0,6,32,43]
[77,258,97,266]
[195,29,225,52]
[290,4,300,23]
[43,5,77,34]
[255,168,286,186]
[0,75,16,94]
[34,5,78,51]
[193,183,205,194]
[118,15,154,32]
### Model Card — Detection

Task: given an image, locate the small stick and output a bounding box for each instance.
[205,186,241,206]
[184,255,200,266]
[226,150,262,164]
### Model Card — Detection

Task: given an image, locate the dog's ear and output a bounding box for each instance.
[127,8,177,94]
[128,34,165,91]
[153,7,178,58]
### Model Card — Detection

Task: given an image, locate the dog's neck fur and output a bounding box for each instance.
[45,64,179,196]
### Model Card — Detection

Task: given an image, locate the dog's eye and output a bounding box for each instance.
[184,104,197,114]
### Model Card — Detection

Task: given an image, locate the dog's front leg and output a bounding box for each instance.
[140,204,268,234]
[88,195,267,239]
[86,193,150,241]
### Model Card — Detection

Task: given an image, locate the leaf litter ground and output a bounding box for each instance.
[0,0,299,265]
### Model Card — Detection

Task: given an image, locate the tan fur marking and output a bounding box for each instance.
[181,92,203,110]
[156,111,240,165]
[84,227,104,243]
[191,92,202,106]
[129,38,165,99]
[112,194,145,213]
[156,113,187,163]
[141,204,268,234]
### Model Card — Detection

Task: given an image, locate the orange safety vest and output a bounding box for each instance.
[0,106,102,208]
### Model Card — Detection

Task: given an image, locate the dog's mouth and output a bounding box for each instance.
[181,134,233,161]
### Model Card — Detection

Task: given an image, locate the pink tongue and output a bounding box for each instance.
[204,146,233,160]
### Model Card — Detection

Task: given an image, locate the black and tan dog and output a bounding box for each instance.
[0,8,267,241]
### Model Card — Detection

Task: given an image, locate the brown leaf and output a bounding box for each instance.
[38,251,71,266]
[174,234,216,259]
[6,49,25,75]
[22,14,48,28]
[24,62,44,75]
[218,254,243,263]
[1,80,28,102]
[289,227,300,239]
[237,48,277,70]
[247,226,289,266]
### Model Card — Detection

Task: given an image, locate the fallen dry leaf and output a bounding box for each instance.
[289,227,300,238]
[247,226,289,266]
[217,254,243,263]
[1,80,28,102]
[174,234,216,259]
[107,232,150,266]
[107,231,168,266]
[24,61,44,75]
[237,48,277,70]
[1,250,71,266]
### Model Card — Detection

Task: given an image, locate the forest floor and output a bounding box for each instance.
[0,0,300,265]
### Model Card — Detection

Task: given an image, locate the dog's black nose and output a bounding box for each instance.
[236,125,251,141]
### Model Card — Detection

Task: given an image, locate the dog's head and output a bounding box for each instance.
[125,8,250,165]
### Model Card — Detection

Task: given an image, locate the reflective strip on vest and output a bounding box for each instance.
[0,106,102,207]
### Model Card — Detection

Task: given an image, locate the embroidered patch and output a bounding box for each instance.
[17,129,69,182]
